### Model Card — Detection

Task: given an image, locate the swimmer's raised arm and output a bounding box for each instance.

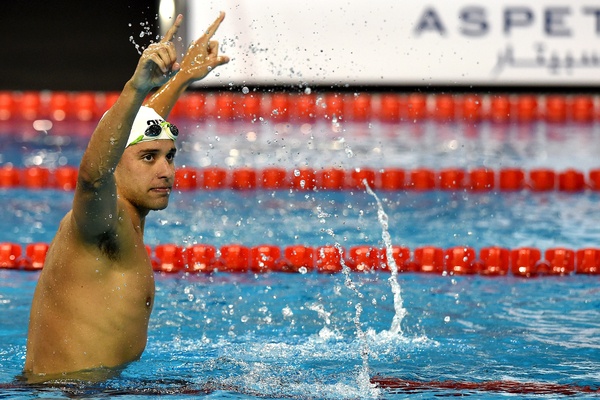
[145,12,230,118]
[72,18,181,242]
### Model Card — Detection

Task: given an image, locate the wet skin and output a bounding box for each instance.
[24,141,176,382]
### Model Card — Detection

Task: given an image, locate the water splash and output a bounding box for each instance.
[364,180,408,336]
[319,227,380,398]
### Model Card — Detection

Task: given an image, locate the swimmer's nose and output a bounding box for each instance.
[156,157,175,180]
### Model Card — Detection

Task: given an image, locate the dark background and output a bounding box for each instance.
[0,1,595,93]
[0,0,159,91]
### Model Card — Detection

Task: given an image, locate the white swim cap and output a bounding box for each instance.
[126,106,178,148]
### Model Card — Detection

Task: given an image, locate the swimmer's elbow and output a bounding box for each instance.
[76,167,115,193]
[77,149,119,189]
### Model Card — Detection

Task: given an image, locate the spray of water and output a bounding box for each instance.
[317,220,379,398]
[363,180,408,335]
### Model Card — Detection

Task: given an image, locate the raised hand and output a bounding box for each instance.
[178,12,230,83]
[130,14,183,91]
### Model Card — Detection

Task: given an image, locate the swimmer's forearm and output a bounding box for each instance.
[144,72,192,119]
[79,81,150,183]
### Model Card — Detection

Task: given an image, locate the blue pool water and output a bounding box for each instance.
[1,115,600,398]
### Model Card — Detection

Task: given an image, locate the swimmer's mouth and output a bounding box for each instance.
[151,187,172,194]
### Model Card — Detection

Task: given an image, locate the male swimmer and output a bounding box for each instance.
[23,13,229,383]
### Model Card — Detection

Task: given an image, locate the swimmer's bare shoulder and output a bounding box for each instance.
[23,200,155,381]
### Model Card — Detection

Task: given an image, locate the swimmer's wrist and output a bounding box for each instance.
[124,79,154,97]
[167,71,195,90]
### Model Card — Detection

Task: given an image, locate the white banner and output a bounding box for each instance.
[184,0,600,86]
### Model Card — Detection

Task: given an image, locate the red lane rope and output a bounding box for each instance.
[1,165,599,192]
[2,242,600,276]
[0,91,599,123]
[371,376,599,395]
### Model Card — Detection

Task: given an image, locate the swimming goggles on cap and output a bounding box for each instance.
[127,120,180,147]
[145,121,179,139]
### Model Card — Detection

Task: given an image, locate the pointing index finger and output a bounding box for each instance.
[162,14,183,42]
[204,11,226,39]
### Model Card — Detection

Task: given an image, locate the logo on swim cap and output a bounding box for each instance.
[126,106,178,148]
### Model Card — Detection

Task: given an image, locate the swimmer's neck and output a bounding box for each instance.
[120,199,148,234]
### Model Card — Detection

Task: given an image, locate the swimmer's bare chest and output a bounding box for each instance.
[24,213,156,376]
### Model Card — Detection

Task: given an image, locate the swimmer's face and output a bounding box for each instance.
[115,140,176,212]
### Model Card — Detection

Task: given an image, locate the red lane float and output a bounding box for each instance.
[261,167,288,190]
[410,169,436,191]
[291,168,316,190]
[462,95,482,121]
[186,244,217,273]
[0,92,15,121]
[439,169,465,190]
[382,246,411,272]
[489,95,511,123]
[293,94,317,121]
[23,167,51,189]
[0,166,20,187]
[445,246,477,275]
[499,169,525,191]
[218,244,250,272]
[231,168,257,190]
[316,245,344,273]
[1,92,599,123]
[280,245,315,273]
[202,167,227,190]
[21,243,49,270]
[479,247,510,276]
[250,245,281,273]
[407,94,427,121]
[559,169,585,192]
[543,247,575,275]
[347,246,381,272]
[0,242,21,268]
[350,168,376,190]
[153,244,185,273]
[351,94,372,122]
[317,168,345,190]
[570,95,594,122]
[54,166,78,190]
[576,248,600,274]
[414,246,444,273]
[379,94,401,122]
[3,166,600,193]
[380,168,406,190]
[516,95,538,122]
[174,168,198,191]
[269,93,290,121]
[529,169,556,191]
[545,95,567,123]
[510,247,541,277]
[468,169,494,191]
[3,241,600,276]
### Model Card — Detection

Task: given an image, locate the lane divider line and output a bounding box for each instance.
[2,242,599,276]
[1,91,598,123]
[1,166,599,192]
